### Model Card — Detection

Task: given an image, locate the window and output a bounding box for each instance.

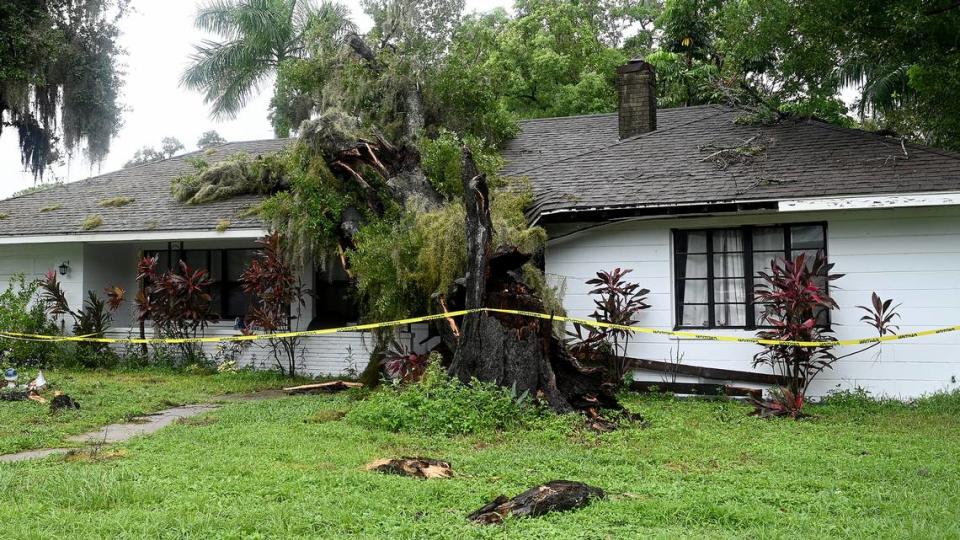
[673,224,827,329]
[143,247,257,319]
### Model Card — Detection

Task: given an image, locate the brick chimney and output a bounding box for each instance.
[616,59,657,139]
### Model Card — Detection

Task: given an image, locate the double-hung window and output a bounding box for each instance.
[673,223,827,329]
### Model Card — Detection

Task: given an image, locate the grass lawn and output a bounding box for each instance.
[1,378,959,538]
[0,369,298,454]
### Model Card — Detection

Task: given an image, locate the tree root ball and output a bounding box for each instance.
[468,480,605,524]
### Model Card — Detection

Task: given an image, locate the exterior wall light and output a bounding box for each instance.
[58,261,71,276]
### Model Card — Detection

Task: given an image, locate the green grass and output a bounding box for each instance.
[0,369,295,454]
[1,384,959,538]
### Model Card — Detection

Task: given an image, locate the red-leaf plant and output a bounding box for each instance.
[568,268,651,385]
[137,256,220,363]
[39,271,126,363]
[752,252,900,418]
[240,232,308,377]
[382,337,429,383]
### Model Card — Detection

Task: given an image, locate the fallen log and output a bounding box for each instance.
[468,480,605,525]
[283,381,362,395]
[628,356,786,386]
[365,457,453,479]
[629,381,762,400]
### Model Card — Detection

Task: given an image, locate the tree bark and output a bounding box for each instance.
[447,147,625,416]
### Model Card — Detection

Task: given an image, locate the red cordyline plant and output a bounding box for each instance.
[137,256,219,362]
[569,268,650,384]
[753,252,900,418]
[382,337,429,383]
[241,232,308,377]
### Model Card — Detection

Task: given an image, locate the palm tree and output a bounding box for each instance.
[181,0,354,136]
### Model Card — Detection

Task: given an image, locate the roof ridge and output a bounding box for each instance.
[515,104,724,125]
[803,119,960,162]
[506,106,731,177]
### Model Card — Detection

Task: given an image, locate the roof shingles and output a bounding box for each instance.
[501,105,960,219]
[0,139,289,237]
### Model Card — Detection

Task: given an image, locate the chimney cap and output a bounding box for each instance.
[617,58,654,74]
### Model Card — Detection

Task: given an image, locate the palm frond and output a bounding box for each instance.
[181,39,275,118]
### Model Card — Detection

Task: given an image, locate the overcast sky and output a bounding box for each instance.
[0,0,512,199]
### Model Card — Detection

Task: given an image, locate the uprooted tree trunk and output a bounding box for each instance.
[446,148,627,418]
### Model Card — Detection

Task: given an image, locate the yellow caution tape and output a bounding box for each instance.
[0,308,957,348]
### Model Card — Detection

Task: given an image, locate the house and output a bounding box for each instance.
[0,139,425,374]
[2,58,958,397]
[502,59,960,398]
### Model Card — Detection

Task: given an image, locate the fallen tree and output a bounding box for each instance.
[445,149,632,419]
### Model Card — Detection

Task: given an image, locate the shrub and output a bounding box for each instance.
[569,268,650,384]
[136,256,219,363]
[0,274,60,367]
[38,271,124,368]
[241,233,307,377]
[346,360,549,435]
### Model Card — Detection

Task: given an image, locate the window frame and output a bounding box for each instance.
[672,222,829,330]
[142,246,257,320]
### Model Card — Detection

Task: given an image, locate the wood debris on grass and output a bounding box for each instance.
[468,480,605,524]
[283,381,362,395]
[365,457,454,479]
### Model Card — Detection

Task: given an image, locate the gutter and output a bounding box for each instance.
[0,228,268,245]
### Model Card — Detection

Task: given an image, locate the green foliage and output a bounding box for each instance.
[0,274,60,368]
[38,204,62,213]
[182,0,354,136]
[346,360,552,435]
[348,180,548,321]
[0,0,128,177]
[419,129,504,200]
[196,130,227,149]
[171,151,289,205]
[81,215,104,231]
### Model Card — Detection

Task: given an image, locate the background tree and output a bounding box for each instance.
[124,137,185,167]
[0,0,128,178]
[181,0,354,137]
[196,130,227,149]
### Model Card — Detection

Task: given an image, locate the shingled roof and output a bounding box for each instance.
[0,138,290,237]
[501,104,960,221]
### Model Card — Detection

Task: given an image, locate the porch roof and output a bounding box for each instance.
[0,138,291,240]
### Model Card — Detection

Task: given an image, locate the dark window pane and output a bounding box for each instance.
[677,254,707,278]
[712,229,744,252]
[753,227,785,251]
[224,284,251,319]
[208,250,223,281]
[790,249,821,269]
[183,250,207,273]
[715,304,746,327]
[791,225,825,250]
[677,230,707,253]
[714,253,745,278]
[226,250,256,281]
[682,280,708,303]
[714,278,746,303]
[680,304,709,327]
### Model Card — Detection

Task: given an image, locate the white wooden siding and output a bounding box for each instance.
[545,206,960,398]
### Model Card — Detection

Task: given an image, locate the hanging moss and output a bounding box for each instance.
[145,220,159,230]
[0,213,8,220]
[216,219,230,232]
[348,181,552,322]
[39,204,62,213]
[98,196,134,207]
[81,214,104,231]
[171,151,289,205]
